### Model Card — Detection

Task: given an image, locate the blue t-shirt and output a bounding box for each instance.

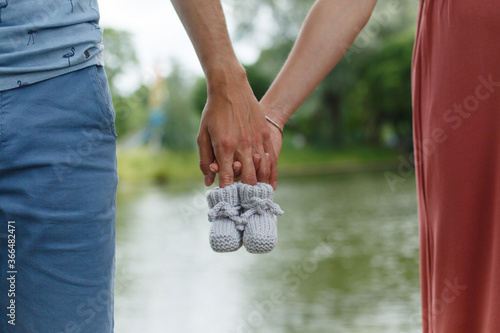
[0,0,103,91]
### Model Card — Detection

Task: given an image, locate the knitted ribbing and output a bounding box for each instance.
[239,182,284,254]
[206,183,243,252]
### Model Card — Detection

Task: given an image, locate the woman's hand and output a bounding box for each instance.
[267,125,283,163]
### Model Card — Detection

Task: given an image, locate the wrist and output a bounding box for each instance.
[265,116,284,138]
[260,102,288,129]
[205,63,248,91]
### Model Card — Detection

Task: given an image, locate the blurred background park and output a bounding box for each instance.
[99,0,422,332]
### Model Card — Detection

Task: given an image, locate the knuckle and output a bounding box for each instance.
[218,138,235,153]
[260,168,271,180]
[238,134,252,148]
[199,161,210,172]
[219,173,234,186]
[244,173,258,185]
[196,132,205,144]
[261,128,271,141]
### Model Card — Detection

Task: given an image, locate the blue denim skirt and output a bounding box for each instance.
[0,66,118,332]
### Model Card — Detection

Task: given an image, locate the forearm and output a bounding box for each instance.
[172,0,278,188]
[261,0,377,126]
[170,0,246,85]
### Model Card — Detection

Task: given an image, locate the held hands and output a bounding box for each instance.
[175,0,376,191]
[197,68,279,189]
[209,119,284,184]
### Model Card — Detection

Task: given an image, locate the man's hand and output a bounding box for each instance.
[208,103,284,188]
[197,67,278,188]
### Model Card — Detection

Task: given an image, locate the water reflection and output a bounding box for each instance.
[114,172,420,333]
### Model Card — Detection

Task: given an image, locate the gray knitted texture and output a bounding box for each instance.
[206,183,243,252]
[239,182,284,254]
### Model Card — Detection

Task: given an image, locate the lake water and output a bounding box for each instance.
[114,171,421,333]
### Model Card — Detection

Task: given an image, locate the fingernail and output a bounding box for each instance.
[273,181,277,190]
[204,175,210,186]
[209,166,216,173]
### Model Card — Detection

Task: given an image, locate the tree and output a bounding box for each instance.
[342,30,414,149]
[102,28,138,95]
[161,64,199,150]
[226,0,418,149]
[102,28,147,137]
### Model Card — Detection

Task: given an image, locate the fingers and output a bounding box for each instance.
[209,161,241,176]
[208,153,272,185]
[263,140,278,190]
[233,161,242,177]
[254,150,271,186]
[269,153,278,190]
[212,141,237,188]
[197,131,216,186]
[232,161,242,182]
[209,163,218,174]
[252,154,262,171]
[204,150,276,188]
[216,156,235,188]
[239,154,258,186]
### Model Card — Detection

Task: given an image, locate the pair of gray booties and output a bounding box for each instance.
[206,182,284,253]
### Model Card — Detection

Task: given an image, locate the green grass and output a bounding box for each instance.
[277,146,400,176]
[117,147,200,185]
[117,146,401,186]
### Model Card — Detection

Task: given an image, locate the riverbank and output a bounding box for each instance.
[117,146,402,186]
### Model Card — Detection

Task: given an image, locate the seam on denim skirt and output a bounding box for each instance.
[90,66,117,139]
[0,92,3,145]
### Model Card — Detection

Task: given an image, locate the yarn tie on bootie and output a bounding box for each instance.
[241,197,284,220]
[208,202,247,231]
[208,201,240,222]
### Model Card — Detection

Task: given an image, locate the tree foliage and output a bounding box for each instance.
[103,28,138,95]
[229,0,418,149]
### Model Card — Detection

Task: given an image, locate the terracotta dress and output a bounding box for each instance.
[412,0,500,332]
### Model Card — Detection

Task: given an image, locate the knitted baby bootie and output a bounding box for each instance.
[239,182,284,254]
[206,183,245,252]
